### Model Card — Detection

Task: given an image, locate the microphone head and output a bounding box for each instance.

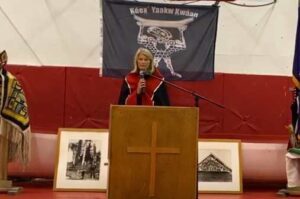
[139,70,151,77]
[139,70,145,78]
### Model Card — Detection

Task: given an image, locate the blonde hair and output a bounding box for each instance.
[131,48,155,74]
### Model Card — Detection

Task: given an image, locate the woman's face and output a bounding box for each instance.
[137,53,151,71]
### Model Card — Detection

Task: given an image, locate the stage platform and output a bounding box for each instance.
[0,179,288,199]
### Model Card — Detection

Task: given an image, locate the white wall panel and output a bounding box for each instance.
[0,0,297,75]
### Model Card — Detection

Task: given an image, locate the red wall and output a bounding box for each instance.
[7,65,293,142]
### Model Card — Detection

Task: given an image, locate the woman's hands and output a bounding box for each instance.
[137,78,146,94]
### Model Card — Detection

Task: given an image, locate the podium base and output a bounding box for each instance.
[0,180,23,195]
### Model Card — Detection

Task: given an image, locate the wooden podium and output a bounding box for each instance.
[108,105,199,199]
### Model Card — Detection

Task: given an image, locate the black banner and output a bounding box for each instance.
[102,0,219,80]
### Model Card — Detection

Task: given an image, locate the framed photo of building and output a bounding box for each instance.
[53,128,109,191]
[198,139,243,193]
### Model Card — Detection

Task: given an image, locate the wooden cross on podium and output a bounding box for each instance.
[127,122,180,197]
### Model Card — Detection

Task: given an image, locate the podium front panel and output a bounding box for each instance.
[108,105,199,199]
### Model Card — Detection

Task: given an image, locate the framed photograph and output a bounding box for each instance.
[198,139,243,193]
[53,128,109,191]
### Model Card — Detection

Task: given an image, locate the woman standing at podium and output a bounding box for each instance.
[118,48,169,106]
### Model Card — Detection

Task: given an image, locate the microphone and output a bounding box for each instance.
[139,70,151,78]
[139,70,146,94]
[139,70,145,79]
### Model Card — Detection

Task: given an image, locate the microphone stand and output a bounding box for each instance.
[150,73,224,199]
[149,73,225,108]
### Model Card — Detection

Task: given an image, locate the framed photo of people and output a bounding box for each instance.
[53,128,109,191]
[198,139,243,193]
